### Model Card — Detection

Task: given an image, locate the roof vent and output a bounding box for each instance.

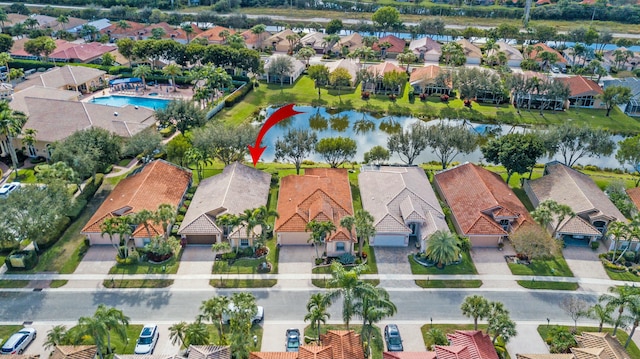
[114,112,119,116]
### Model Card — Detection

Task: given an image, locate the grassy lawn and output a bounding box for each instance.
[415,279,482,288]
[205,324,263,351]
[108,250,182,275]
[103,279,174,288]
[14,168,37,183]
[409,251,478,275]
[65,324,143,354]
[537,325,640,359]
[516,280,579,290]
[50,280,67,288]
[0,326,26,347]
[507,256,574,277]
[210,278,277,288]
[0,280,29,288]
[604,267,640,282]
[212,238,278,274]
[303,324,383,359]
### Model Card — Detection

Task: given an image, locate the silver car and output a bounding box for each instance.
[1,328,36,355]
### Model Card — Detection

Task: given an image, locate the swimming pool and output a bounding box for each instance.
[91,95,171,110]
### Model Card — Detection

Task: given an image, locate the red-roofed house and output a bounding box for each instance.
[11,38,74,61]
[364,62,407,94]
[528,43,567,69]
[251,330,363,359]
[434,162,533,247]
[628,187,640,213]
[373,35,406,58]
[409,65,452,95]
[100,20,147,40]
[138,22,203,44]
[81,160,192,247]
[387,330,497,359]
[275,168,356,256]
[241,29,272,50]
[555,76,604,109]
[194,26,235,45]
[384,353,437,359]
[49,42,117,64]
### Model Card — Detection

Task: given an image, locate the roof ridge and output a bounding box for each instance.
[220,162,238,207]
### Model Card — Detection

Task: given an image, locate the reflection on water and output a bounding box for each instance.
[260,105,624,168]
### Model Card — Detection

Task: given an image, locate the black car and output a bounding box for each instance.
[285,328,300,352]
[384,324,403,352]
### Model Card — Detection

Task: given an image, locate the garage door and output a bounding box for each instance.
[187,234,217,245]
[278,232,310,245]
[371,235,407,247]
[471,235,500,248]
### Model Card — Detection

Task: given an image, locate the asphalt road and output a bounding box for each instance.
[0,288,599,324]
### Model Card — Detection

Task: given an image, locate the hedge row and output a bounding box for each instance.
[225,83,252,107]
[4,250,38,270]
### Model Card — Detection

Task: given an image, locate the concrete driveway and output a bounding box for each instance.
[469,244,518,289]
[373,247,416,288]
[74,246,117,275]
[173,245,214,288]
[378,322,426,352]
[276,245,316,288]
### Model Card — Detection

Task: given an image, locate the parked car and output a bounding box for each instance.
[0,182,20,197]
[285,328,300,352]
[1,328,36,355]
[222,303,264,324]
[384,324,403,352]
[551,66,560,73]
[134,324,159,354]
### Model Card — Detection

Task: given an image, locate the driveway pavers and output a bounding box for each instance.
[173,245,214,289]
[374,247,417,288]
[470,245,519,289]
[276,245,316,289]
[261,322,304,352]
[66,246,117,288]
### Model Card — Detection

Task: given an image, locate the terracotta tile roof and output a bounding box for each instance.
[434,163,532,236]
[434,345,472,359]
[194,26,235,43]
[49,42,116,63]
[447,330,498,359]
[367,62,405,76]
[139,22,202,42]
[529,43,567,64]
[574,332,631,359]
[51,346,97,359]
[320,330,365,359]
[100,20,147,38]
[187,345,231,359]
[240,29,272,47]
[555,76,603,97]
[409,65,443,84]
[373,35,406,53]
[6,13,28,25]
[515,355,574,359]
[384,353,437,359]
[298,345,333,359]
[627,187,640,211]
[275,168,355,242]
[11,38,74,58]
[250,353,298,359]
[115,355,183,359]
[81,160,192,237]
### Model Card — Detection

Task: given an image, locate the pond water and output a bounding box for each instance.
[259,105,625,168]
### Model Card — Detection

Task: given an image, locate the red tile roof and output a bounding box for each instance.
[434,163,532,236]
[194,26,235,43]
[447,331,498,359]
[275,168,355,242]
[298,345,333,359]
[627,187,640,212]
[384,353,437,359]
[241,29,272,47]
[555,76,603,97]
[529,43,567,64]
[140,22,202,42]
[11,38,73,58]
[320,330,364,359]
[49,42,116,62]
[409,65,443,83]
[100,20,147,38]
[81,160,192,237]
[367,62,405,76]
[250,353,298,359]
[434,345,472,359]
[373,35,406,53]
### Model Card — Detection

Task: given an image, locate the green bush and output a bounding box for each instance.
[66,198,88,220]
[222,252,236,260]
[78,173,105,201]
[38,216,71,249]
[624,251,636,262]
[339,252,355,265]
[591,241,600,250]
[178,206,187,214]
[159,126,176,138]
[187,186,197,194]
[104,165,114,174]
[183,200,191,207]
[5,250,38,270]
[224,83,252,107]
[176,214,184,222]
[185,193,193,200]
[602,260,627,271]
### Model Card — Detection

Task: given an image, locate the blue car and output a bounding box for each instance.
[285,328,300,352]
[384,324,403,352]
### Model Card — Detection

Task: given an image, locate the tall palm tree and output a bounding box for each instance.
[587,302,614,332]
[304,293,331,342]
[56,15,69,31]
[184,321,210,346]
[183,147,211,181]
[608,221,629,262]
[162,64,182,91]
[132,65,152,89]
[305,220,337,260]
[181,24,194,44]
[0,52,12,83]
[254,205,279,240]
[426,230,460,268]
[355,285,396,353]
[200,295,230,344]
[169,321,188,349]
[354,209,375,258]
[94,304,130,354]
[21,128,37,155]
[77,316,109,359]
[238,208,260,252]
[599,285,640,335]
[101,217,123,253]
[250,24,266,50]
[44,325,68,350]
[326,262,374,330]
[24,18,39,31]
[461,295,490,330]
[133,209,155,239]
[154,203,176,240]
[340,215,356,251]
[625,297,640,348]
[216,213,242,251]
[0,101,28,177]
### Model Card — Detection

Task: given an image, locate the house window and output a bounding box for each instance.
[240,238,249,247]
[143,238,151,246]
[500,219,510,231]
[336,242,345,251]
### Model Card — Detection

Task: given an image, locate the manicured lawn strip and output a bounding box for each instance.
[210,278,277,288]
[108,250,182,275]
[204,324,263,352]
[604,267,640,282]
[537,325,640,359]
[212,239,278,274]
[103,279,173,288]
[516,280,579,290]
[0,326,26,347]
[65,324,142,354]
[312,243,378,275]
[507,256,573,277]
[312,278,380,288]
[0,280,29,288]
[303,324,383,359]
[49,280,67,288]
[409,251,478,275]
[415,279,482,288]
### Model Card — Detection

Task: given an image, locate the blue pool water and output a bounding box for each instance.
[91,95,171,110]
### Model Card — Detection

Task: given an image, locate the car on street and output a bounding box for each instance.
[0,182,20,197]
[1,328,36,355]
[384,324,403,352]
[134,324,159,354]
[285,328,300,352]
[222,303,264,324]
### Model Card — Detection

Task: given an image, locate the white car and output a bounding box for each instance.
[0,182,19,197]
[134,324,159,354]
[1,328,36,355]
[222,303,264,324]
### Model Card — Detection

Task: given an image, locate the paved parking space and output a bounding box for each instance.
[276,245,316,288]
[173,245,214,288]
[374,247,416,288]
[74,246,117,275]
[261,322,305,352]
[563,245,608,280]
[506,323,549,355]
[470,245,518,289]
[378,322,426,352]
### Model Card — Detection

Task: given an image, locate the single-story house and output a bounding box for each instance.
[325,59,360,87]
[187,345,231,359]
[263,54,305,85]
[51,346,97,359]
[517,332,631,359]
[251,330,363,359]
[49,42,118,64]
[409,65,452,95]
[603,47,640,72]
[372,35,406,58]
[363,61,406,94]
[265,29,298,53]
[100,20,147,40]
[240,29,272,50]
[384,330,498,359]
[14,14,86,32]
[332,32,363,55]
[487,42,523,67]
[138,22,202,44]
[299,31,327,54]
[178,162,270,246]
[523,161,625,246]
[359,166,448,251]
[275,168,356,257]
[81,160,192,247]
[555,76,604,109]
[15,65,107,94]
[457,39,483,65]
[409,37,442,62]
[603,77,640,117]
[563,46,596,67]
[10,38,75,61]
[434,162,533,247]
[70,18,112,34]
[528,42,568,69]
[193,25,235,45]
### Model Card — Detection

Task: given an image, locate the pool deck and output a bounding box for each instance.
[82,84,193,104]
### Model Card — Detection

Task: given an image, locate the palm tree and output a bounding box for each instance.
[304,293,331,342]
[132,65,152,90]
[340,215,356,250]
[77,316,109,359]
[326,262,374,330]
[24,18,39,31]
[133,209,155,239]
[354,209,375,258]
[425,328,448,349]
[0,52,12,83]
[101,217,123,254]
[461,295,490,330]
[184,321,210,346]
[117,20,131,32]
[587,302,614,332]
[396,51,418,73]
[250,24,266,50]
[56,15,69,31]
[154,203,176,240]
[200,295,230,344]
[0,102,28,178]
[238,208,260,252]
[254,205,279,240]
[181,24,194,44]
[21,128,37,155]
[426,230,460,268]
[169,321,188,349]
[162,64,182,91]
[44,325,68,350]
[305,220,337,260]
[94,304,130,354]
[216,213,241,251]
[356,285,396,354]
[183,147,211,180]
[608,221,629,262]
[599,285,640,335]
[625,297,640,348]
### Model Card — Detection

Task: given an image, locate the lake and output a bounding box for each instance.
[259,105,625,169]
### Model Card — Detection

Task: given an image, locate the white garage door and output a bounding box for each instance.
[471,235,501,248]
[371,234,407,247]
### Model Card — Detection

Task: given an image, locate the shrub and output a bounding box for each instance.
[625,251,636,262]
[5,250,38,270]
[159,126,175,138]
[361,91,370,100]
[66,198,88,220]
[224,83,252,107]
[187,186,197,194]
[591,241,600,250]
[183,200,191,207]
[176,214,184,222]
[339,252,356,265]
[185,193,194,200]
[222,252,236,260]
[178,206,187,215]
[38,216,71,250]
[602,260,627,271]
